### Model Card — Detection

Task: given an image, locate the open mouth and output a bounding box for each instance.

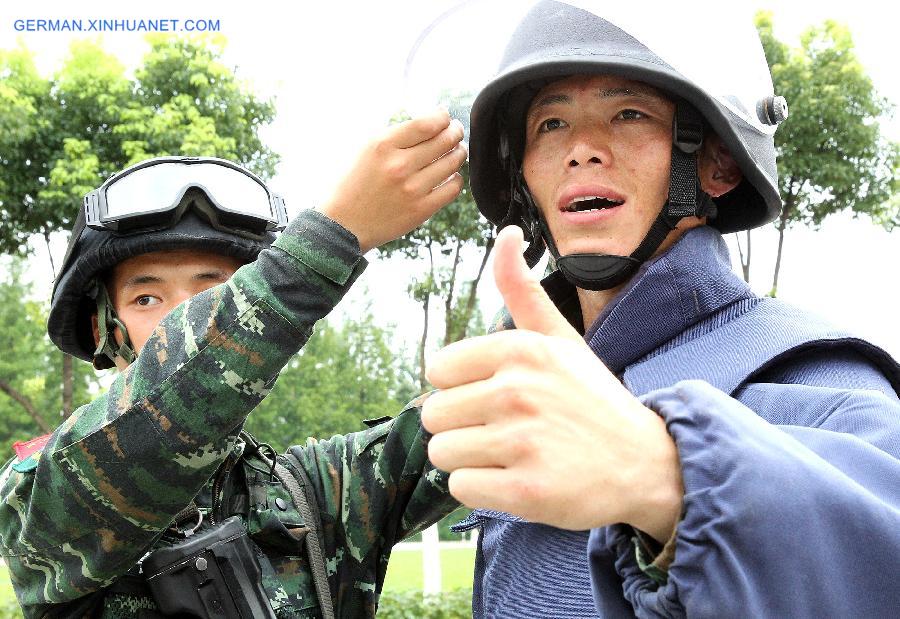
[563,196,625,213]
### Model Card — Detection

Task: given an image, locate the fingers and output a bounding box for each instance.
[428,426,506,470]
[378,112,466,214]
[410,143,467,195]
[446,468,530,516]
[410,120,466,170]
[426,330,546,389]
[384,112,465,174]
[386,109,453,149]
[422,379,503,433]
[420,171,464,214]
[315,109,465,253]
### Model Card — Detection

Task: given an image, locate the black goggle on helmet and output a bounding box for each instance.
[48,156,283,370]
[464,0,788,289]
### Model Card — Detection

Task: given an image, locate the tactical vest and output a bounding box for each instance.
[68,432,337,619]
[623,297,900,398]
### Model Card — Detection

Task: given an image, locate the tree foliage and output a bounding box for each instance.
[0,35,278,255]
[0,258,99,448]
[379,156,494,389]
[753,13,899,294]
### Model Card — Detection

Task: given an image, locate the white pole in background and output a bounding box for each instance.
[422,522,442,594]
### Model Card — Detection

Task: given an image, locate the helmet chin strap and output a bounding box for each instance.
[90,281,137,369]
[516,102,716,291]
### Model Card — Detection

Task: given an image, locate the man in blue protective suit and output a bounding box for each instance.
[421,2,900,617]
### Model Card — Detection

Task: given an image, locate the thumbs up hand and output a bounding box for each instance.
[422,226,683,540]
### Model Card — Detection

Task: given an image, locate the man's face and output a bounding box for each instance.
[97,249,244,370]
[522,74,687,257]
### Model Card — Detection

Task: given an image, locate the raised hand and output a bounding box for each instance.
[422,226,683,541]
[316,109,467,253]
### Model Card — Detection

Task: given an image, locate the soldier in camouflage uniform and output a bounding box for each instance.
[0,109,467,617]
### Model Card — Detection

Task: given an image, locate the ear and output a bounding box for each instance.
[91,311,100,348]
[698,134,742,198]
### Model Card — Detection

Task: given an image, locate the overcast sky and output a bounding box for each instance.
[3,0,898,361]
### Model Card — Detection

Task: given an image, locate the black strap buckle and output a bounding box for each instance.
[673,104,704,155]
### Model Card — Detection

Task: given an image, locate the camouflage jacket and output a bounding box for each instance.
[0,209,456,618]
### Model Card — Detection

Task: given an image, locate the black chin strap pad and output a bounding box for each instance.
[556,254,642,291]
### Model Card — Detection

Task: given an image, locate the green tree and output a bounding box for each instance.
[0,35,277,253]
[379,159,494,390]
[0,258,99,448]
[243,303,417,447]
[749,13,898,295]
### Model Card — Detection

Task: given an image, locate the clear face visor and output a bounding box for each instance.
[84,157,288,236]
[404,0,777,137]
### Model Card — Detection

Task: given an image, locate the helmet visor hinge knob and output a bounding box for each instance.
[757,95,789,126]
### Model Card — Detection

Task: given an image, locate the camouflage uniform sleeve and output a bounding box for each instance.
[286,392,459,615]
[0,209,366,610]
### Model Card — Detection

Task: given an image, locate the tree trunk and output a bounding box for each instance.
[43,230,57,280]
[456,233,495,342]
[418,245,436,392]
[770,204,791,298]
[735,230,751,283]
[442,238,463,345]
[418,292,430,392]
[0,379,51,433]
[744,230,751,283]
[62,353,74,418]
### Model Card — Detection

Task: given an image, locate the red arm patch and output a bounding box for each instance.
[13,433,52,461]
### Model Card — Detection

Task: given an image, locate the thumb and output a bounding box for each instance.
[493,226,581,341]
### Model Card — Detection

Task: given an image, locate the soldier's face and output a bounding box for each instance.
[521,74,702,258]
[95,249,244,370]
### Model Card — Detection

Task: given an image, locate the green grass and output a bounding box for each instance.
[383,547,476,592]
[0,565,19,618]
[0,565,11,599]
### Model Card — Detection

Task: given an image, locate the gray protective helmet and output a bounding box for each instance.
[465,0,787,289]
[48,156,281,369]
